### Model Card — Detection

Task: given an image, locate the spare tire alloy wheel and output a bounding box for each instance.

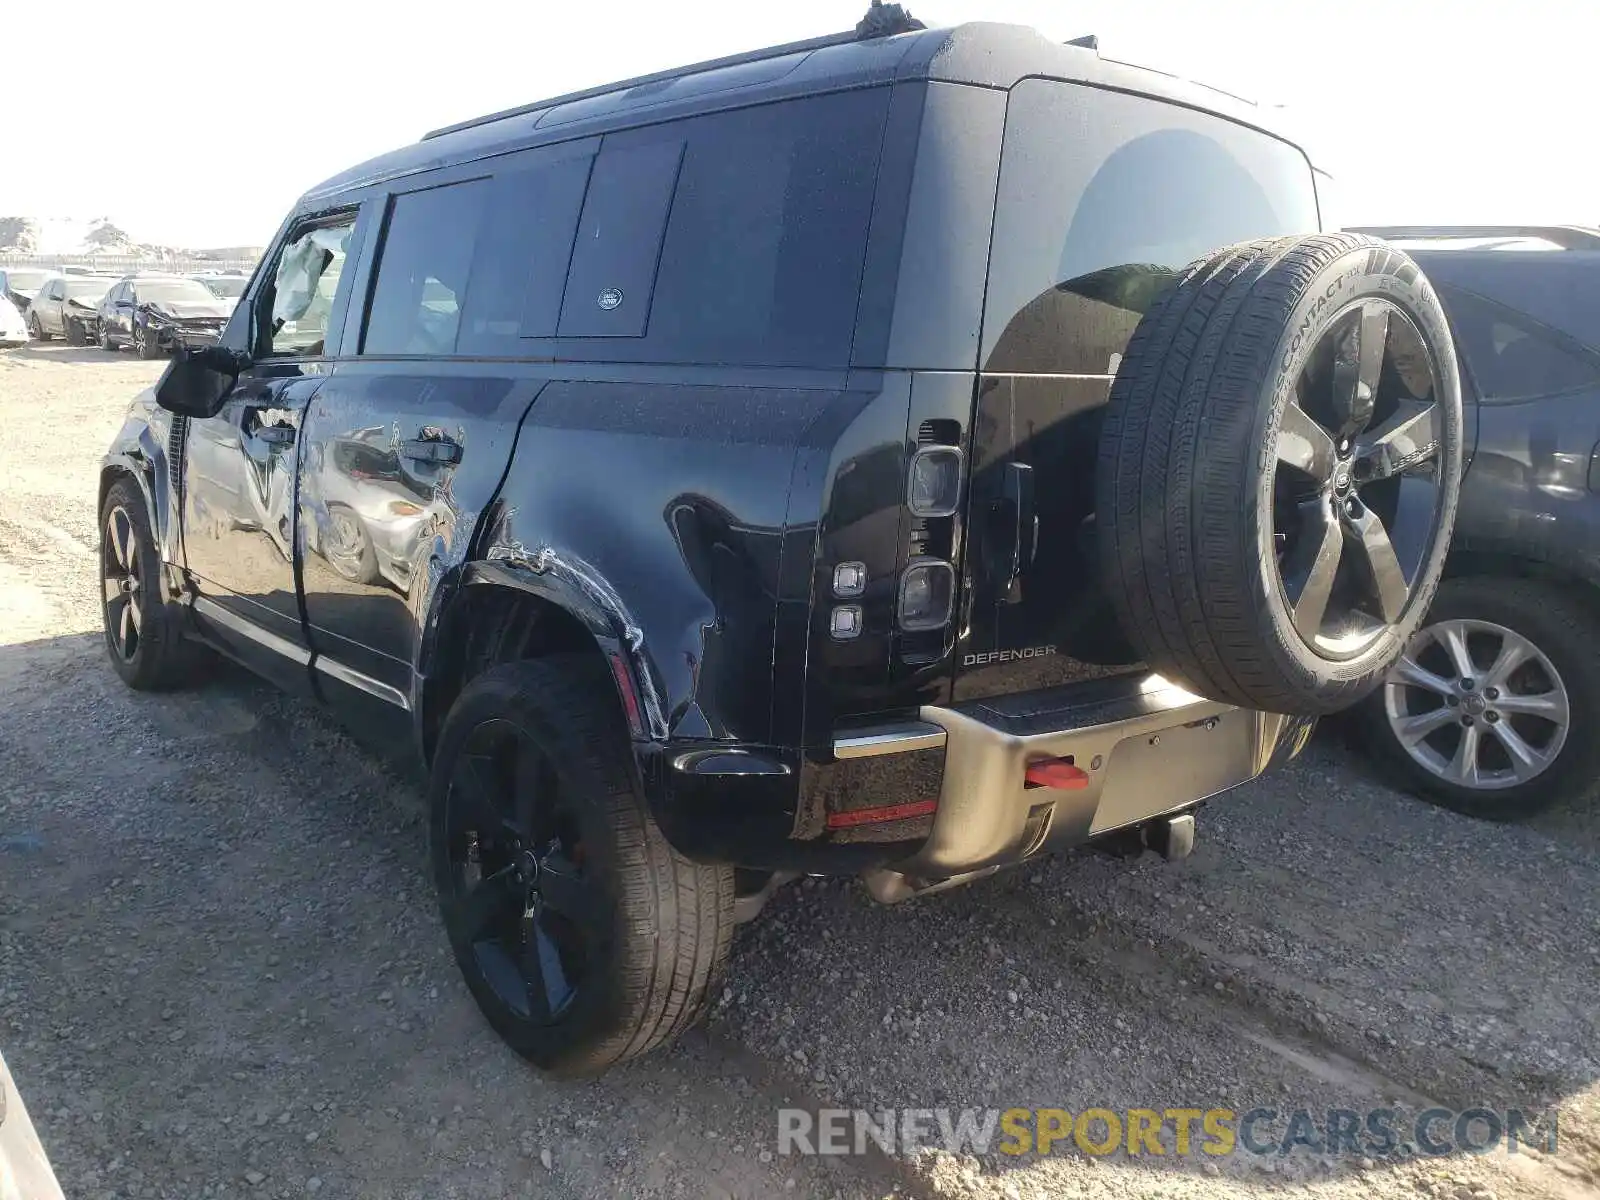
[1098,234,1464,715]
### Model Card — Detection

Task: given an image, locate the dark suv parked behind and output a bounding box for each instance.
[97,274,233,358]
[101,9,1464,1075]
[1353,226,1600,819]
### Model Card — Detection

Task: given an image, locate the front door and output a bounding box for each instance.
[180,208,362,691]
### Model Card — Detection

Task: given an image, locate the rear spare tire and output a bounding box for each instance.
[1097,233,1463,716]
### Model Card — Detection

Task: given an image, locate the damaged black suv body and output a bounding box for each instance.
[101,13,1463,1075]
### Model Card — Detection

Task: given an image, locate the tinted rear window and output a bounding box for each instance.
[1439,283,1600,401]
[983,79,1320,375]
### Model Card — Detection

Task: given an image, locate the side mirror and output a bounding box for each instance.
[154,346,248,418]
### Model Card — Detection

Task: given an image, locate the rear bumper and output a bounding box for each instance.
[841,675,1313,876]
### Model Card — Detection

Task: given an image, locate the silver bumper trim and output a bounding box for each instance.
[894,679,1300,875]
[832,721,947,760]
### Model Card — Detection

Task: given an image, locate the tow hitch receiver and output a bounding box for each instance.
[1144,813,1196,861]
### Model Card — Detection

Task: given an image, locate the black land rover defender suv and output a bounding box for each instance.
[101,8,1465,1076]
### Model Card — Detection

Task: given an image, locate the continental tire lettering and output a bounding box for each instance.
[962,645,1058,668]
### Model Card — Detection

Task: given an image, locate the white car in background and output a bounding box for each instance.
[1,1046,65,1199]
[0,294,30,348]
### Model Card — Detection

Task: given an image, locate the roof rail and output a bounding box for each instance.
[422,3,921,143]
[1350,225,1600,251]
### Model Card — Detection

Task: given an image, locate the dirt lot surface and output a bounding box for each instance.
[1,342,1597,1200]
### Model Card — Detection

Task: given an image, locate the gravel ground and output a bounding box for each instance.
[1,342,1597,1200]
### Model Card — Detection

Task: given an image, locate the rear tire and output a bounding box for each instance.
[1097,233,1464,716]
[430,657,734,1077]
[27,313,50,342]
[1361,577,1600,820]
[99,323,119,351]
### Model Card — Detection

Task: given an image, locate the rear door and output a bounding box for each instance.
[955,78,1322,701]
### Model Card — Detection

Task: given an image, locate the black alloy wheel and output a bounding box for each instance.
[102,502,144,664]
[437,718,602,1027]
[430,658,734,1076]
[1272,298,1447,660]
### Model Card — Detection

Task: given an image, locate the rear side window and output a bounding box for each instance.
[558,139,684,339]
[1437,284,1600,401]
[982,79,1321,375]
[364,180,489,355]
[458,150,594,351]
[559,88,890,367]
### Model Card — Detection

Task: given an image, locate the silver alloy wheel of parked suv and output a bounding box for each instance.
[1382,617,1570,788]
[1362,576,1600,820]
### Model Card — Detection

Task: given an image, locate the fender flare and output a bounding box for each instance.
[416,553,668,746]
[99,450,162,544]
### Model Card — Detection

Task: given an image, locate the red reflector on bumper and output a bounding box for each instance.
[826,799,938,829]
[1024,759,1089,790]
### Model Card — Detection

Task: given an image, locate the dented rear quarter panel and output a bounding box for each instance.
[481,374,861,747]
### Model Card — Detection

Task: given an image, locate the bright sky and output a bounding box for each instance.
[4,0,1595,248]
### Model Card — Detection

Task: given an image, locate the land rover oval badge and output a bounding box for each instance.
[597,288,624,311]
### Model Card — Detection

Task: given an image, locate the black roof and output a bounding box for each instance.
[301,20,1304,204]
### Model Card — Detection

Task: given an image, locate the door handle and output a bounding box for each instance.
[252,425,296,446]
[401,437,461,465]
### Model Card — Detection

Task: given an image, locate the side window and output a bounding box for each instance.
[363,180,489,356]
[553,88,891,365]
[557,139,684,339]
[261,217,356,357]
[1437,284,1600,401]
[456,150,593,353]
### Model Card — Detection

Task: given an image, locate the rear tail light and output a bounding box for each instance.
[897,559,954,630]
[906,446,963,518]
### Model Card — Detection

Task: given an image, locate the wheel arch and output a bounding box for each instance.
[416,560,659,768]
[99,455,161,546]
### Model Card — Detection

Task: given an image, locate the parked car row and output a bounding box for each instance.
[0,267,244,356]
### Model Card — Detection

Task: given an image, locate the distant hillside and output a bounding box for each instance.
[0,215,262,263]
